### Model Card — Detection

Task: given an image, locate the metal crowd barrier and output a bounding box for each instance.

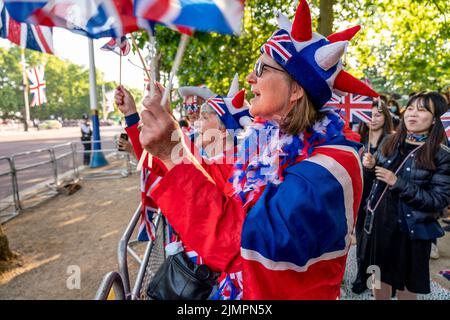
[94,271,126,300]
[53,142,80,183]
[0,157,19,223]
[130,211,167,300]
[0,137,135,224]
[73,139,133,180]
[96,203,168,300]
[11,147,59,213]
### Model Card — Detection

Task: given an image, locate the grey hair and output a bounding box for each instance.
[200,103,226,130]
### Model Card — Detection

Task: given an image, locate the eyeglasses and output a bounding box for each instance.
[254,60,285,78]
[184,104,199,114]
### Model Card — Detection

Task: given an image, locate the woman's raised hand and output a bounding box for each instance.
[115,85,137,116]
[139,82,182,165]
[362,152,376,169]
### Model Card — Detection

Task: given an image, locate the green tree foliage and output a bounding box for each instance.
[133,0,448,100]
[344,0,449,95]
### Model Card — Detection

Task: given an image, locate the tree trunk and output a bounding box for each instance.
[318,0,335,36]
[0,225,13,261]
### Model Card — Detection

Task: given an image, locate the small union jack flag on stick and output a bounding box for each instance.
[325,92,373,124]
[100,36,131,56]
[101,36,131,85]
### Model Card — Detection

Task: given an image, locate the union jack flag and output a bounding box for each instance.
[100,36,131,55]
[207,97,226,116]
[441,111,450,143]
[137,205,157,241]
[325,92,373,124]
[262,30,293,63]
[27,65,47,107]
[134,0,245,35]
[0,1,53,53]
[4,0,146,38]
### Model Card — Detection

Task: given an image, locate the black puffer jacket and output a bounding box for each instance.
[365,141,450,240]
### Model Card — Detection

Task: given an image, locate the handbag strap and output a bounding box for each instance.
[367,144,422,214]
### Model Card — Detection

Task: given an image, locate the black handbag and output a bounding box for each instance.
[146,251,220,300]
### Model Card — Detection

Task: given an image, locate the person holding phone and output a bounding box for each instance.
[117,132,134,156]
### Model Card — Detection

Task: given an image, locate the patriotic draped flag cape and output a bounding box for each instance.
[441,110,450,143]
[0,1,53,53]
[27,65,47,107]
[149,108,364,299]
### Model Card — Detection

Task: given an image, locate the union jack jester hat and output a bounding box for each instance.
[262,0,379,109]
[178,85,215,114]
[206,74,253,131]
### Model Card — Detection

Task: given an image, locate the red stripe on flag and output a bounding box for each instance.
[7,17,21,46]
[33,68,42,105]
[112,0,140,34]
[208,101,225,116]
[144,0,171,20]
[272,35,291,42]
[32,9,57,27]
[34,26,52,53]
[267,41,291,60]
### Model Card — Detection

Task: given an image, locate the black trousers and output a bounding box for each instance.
[82,139,91,165]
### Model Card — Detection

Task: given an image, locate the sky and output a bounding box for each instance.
[0,28,150,91]
[53,28,149,90]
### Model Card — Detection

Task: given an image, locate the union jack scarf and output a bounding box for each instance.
[229,108,345,207]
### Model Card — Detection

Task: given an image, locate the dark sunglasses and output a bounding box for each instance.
[184,104,199,113]
[254,60,285,78]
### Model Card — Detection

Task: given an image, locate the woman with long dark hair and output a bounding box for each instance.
[362,91,450,299]
[352,101,394,294]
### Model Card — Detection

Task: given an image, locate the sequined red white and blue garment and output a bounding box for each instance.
[149,109,364,299]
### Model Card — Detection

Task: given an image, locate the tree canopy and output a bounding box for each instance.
[0,0,448,121]
[135,0,449,101]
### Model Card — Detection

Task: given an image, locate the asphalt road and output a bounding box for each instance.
[0,126,124,201]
